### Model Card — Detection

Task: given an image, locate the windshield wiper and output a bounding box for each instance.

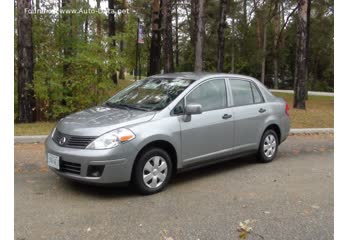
[105,102,150,111]
[105,102,132,110]
[122,104,151,112]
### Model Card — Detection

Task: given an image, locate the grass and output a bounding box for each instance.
[14,89,334,136]
[273,93,334,128]
[15,122,56,136]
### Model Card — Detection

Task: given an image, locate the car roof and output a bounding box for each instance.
[150,72,254,81]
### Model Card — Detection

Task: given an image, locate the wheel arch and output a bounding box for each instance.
[132,139,178,178]
[263,123,281,144]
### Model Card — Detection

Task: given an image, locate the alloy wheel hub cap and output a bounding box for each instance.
[143,156,168,189]
[263,134,277,158]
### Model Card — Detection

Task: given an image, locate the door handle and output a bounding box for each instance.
[259,108,266,113]
[222,114,232,119]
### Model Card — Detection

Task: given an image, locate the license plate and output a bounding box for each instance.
[47,153,60,170]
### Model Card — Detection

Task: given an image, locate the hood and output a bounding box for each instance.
[57,106,156,136]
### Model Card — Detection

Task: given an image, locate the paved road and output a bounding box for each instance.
[15,135,334,240]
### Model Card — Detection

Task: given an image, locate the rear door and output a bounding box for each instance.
[179,78,235,165]
[228,78,268,152]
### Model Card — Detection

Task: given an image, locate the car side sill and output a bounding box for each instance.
[177,150,257,174]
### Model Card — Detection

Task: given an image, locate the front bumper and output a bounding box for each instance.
[45,136,138,184]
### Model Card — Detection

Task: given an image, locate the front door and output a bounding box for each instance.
[180,79,235,165]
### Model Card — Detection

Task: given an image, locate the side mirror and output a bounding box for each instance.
[185,104,202,115]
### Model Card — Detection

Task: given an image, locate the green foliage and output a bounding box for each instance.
[16,1,134,120]
[14,0,333,121]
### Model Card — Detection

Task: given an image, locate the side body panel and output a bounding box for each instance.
[180,109,234,166]
[128,116,182,168]
[231,103,270,152]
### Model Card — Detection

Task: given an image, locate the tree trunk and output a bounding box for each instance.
[217,0,227,72]
[273,0,280,89]
[190,0,197,47]
[193,0,206,72]
[231,14,235,73]
[119,0,127,80]
[62,0,72,78]
[280,2,286,49]
[95,0,102,104]
[253,0,261,49]
[280,1,286,84]
[294,0,311,109]
[149,0,162,75]
[17,0,36,122]
[305,0,311,100]
[96,0,102,36]
[243,0,247,26]
[162,0,174,73]
[61,0,77,105]
[108,0,117,84]
[260,23,267,84]
[84,0,89,42]
[175,0,179,68]
[183,0,194,48]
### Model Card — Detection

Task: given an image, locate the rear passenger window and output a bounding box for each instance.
[230,80,254,106]
[251,83,263,103]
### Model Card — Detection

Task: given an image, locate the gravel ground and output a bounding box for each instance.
[15,135,334,240]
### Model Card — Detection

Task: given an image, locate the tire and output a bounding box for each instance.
[132,148,173,195]
[257,129,279,163]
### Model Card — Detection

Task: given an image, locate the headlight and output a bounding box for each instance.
[86,128,136,150]
[51,127,57,138]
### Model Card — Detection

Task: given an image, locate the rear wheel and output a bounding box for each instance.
[133,148,172,195]
[257,129,279,163]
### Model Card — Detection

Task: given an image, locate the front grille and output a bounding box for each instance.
[53,130,96,149]
[60,160,81,175]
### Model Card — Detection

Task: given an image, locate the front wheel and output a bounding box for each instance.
[257,129,279,163]
[132,148,173,195]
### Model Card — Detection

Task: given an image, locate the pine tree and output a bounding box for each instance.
[294,0,311,109]
[149,0,162,75]
[17,0,36,122]
[162,0,174,73]
[192,0,206,72]
[217,0,227,72]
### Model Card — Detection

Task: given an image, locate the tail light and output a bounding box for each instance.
[285,103,290,116]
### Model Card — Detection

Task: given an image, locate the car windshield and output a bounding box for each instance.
[106,78,194,111]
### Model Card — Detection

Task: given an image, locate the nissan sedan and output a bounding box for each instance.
[45,72,290,194]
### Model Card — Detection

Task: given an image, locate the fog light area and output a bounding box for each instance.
[87,165,105,177]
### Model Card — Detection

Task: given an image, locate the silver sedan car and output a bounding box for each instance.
[45,72,290,194]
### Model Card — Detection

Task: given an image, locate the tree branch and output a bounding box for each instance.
[277,3,299,47]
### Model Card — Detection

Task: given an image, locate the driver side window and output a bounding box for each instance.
[186,79,227,112]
